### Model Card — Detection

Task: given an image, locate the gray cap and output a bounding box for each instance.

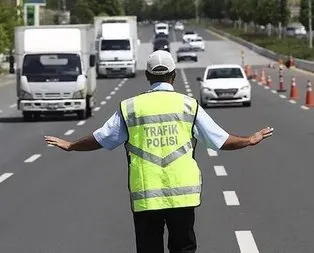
[146,50,176,75]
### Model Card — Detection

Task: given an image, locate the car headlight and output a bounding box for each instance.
[20,90,33,99]
[202,87,212,92]
[73,89,86,99]
[240,85,250,90]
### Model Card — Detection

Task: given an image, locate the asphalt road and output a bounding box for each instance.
[0,24,314,253]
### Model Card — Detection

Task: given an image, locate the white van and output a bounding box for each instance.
[154,23,169,36]
[285,23,307,38]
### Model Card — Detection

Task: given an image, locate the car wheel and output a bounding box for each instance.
[194,57,198,62]
[200,97,207,108]
[177,58,180,62]
[23,112,33,122]
[243,101,251,107]
[77,109,87,120]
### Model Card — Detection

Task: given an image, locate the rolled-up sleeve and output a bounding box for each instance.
[193,106,229,150]
[93,110,128,150]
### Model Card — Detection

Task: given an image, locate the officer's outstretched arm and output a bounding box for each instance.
[44,134,102,151]
[221,127,273,150]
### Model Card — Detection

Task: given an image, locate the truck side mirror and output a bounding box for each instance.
[89,55,96,67]
[196,77,202,82]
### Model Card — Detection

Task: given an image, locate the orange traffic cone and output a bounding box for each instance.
[289,77,298,99]
[259,68,266,85]
[253,69,258,81]
[305,81,314,107]
[266,75,272,88]
[277,76,286,92]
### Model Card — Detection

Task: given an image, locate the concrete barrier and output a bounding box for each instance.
[209,26,314,73]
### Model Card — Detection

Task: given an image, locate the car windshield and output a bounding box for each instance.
[185,31,195,35]
[101,39,130,50]
[22,53,82,82]
[178,47,194,52]
[157,26,167,30]
[206,68,244,79]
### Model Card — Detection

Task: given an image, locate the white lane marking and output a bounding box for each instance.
[271,90,278,94]
[123,78,128,81]
[264,86,270,90]
[106,96,111,100]
[110,91,116,95]
[47,144,54,147]
[207,149,218,157]
[214,165,227,176]
[0,109,2,114]
[24,154,41,163]
[101,101,107,105]
[93,107,101,112]
[77,120,86,126]
[64,129,75,136]
[257,82,262,86]
[223,191,240,206]
[118,83,123,87]
[186,88,192,93]
[114,87,119,91]
[301,105,309,110]
[289,100,296,104]
[9,103,17,108]
[279,94,286,99]
[188,93,193,97]
[185,85,190,88]
[0,173,14,183]
[235,231,260,253]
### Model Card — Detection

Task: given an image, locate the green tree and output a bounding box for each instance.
[0,4,23,52]
[70,0,94,24]
[300,0,313,30]
[0,24,9,54]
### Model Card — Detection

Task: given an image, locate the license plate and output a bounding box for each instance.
[219,93,233,98]
[47,103,59,109]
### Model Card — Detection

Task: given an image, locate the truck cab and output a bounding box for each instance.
[15,25,96,121]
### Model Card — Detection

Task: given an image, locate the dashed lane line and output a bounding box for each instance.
[101,101,107,105]
[0,109,2,114]
[64,129,75,136]
[235,231,260,253]
[0,173,14,183]
[106,96,111,100]
[187,93,193,97]
[77,120,86,126]
[214,165,227,176]
[24,154,41,163]
[114,87,119,91]
[279,94,286,99]
[207,149,218,157]
[223,191,240,206]
[9,103,17,108]
[271,90,278,94]
[289,100,297,104]
[110,91,116,95]
[301,105,310,110]
[93,106,101,112]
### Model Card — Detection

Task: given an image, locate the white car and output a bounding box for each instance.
[197,64,251,107]
[188,37,205,51]
[174,22,184,31]
[182,31,198,43]
[154,23,169,36]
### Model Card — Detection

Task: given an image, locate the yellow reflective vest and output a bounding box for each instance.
[120,90,202,212]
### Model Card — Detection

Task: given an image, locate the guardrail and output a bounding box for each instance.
[208,26,314,73]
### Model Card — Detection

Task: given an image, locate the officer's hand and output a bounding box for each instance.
[44,136,72,151]
[249,127,274,146]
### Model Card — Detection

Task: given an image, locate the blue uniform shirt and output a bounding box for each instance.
[93,82,229,151]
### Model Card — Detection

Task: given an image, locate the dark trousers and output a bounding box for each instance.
[133,207,197,253]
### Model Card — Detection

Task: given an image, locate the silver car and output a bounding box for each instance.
[176,46,198,62]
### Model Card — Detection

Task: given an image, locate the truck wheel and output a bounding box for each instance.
[129,73,136,78]
[77,110,87,120]
[23,112,33,122]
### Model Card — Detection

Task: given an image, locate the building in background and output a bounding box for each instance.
[288,0,301,18]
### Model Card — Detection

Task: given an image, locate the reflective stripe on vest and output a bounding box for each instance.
[131,185,201,201]
[125,96,195,127]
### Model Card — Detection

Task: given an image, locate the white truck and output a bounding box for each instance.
[15,25,96,121]
[94,16,138,78]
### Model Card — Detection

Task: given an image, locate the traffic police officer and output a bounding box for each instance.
[45,50,273,253]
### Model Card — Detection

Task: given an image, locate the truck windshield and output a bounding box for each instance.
[22,53,82,82]
[101,40,130,51]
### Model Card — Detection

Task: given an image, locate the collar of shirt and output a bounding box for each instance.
[150,82,174,91]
